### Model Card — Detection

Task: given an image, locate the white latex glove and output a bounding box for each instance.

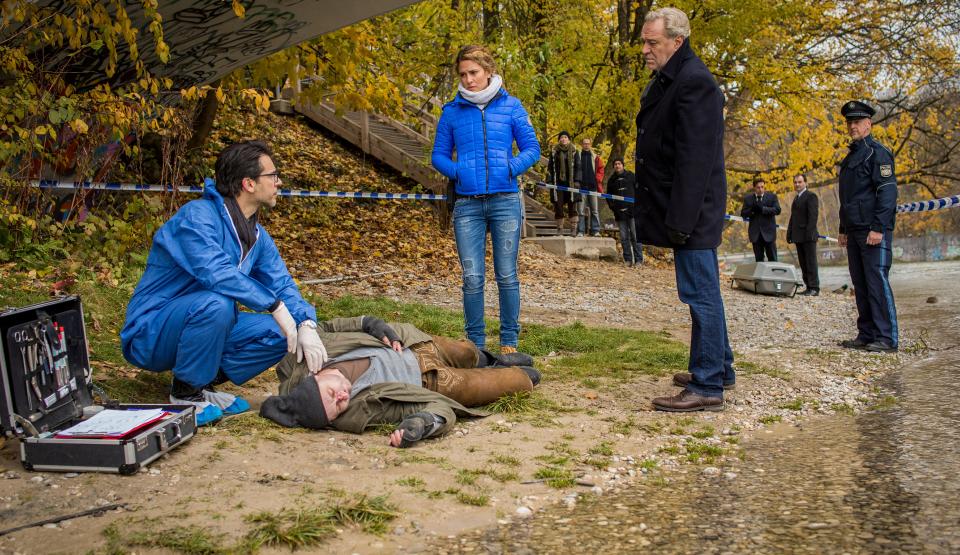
[271,302,297,354]
[297,323,328,372]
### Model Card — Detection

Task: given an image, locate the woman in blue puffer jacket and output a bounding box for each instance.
[432,44,541,354]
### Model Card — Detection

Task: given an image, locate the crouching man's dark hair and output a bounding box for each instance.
[214,140,274,198]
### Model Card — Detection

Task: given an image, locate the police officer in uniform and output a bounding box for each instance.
[837,101,898,353]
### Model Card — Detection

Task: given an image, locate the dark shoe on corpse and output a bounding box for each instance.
[481,349,535,368]
[519,366,541,386]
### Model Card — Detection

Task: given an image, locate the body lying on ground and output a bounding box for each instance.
[260,316,540,447]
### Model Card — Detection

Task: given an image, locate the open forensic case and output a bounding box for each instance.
[0,296,195,474]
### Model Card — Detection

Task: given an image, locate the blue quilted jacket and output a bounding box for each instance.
[431,88,541,196]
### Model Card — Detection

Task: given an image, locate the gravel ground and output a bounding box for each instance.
[0,243,920,555]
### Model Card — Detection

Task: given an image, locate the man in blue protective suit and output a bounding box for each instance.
[837,101,899,353]
[120,141,328,425]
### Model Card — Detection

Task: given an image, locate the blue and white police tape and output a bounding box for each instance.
[725,213,839,242]
[896,194,960,214]
[534,181,633,203]
[31,179,446,201]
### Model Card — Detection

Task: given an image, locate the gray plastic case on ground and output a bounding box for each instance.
[731,262,804,297]
[0,296,196,474]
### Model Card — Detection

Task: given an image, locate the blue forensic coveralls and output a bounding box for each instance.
[838,134,899,348]
[120,186,317,388]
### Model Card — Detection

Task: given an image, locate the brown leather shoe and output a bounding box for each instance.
[652,389,724,412]
[672,372,735,390]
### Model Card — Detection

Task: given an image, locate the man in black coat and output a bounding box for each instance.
[740,177,781,261]
[786,174,820,295]
[634,7,734,413]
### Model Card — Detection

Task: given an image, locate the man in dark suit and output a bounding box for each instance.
[634,8,734,413]
[786,174,820,295]
[740,177,781,262]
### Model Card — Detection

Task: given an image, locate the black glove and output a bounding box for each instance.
[361,316,402,346]
[396,411,444,448]
[667,227,690,245]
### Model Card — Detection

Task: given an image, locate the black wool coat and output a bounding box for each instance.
[787,190,819,244]
[633,39,728,249]
[605,170,636,220]
[740,191,781,243]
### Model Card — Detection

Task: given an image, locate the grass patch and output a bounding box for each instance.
[869,395,898,410]
[549,442,580,457]
[685,442,725,464]
[489,454,521,467]
[456,469,480,486]
[534,467,576,488]
[108,524,229,555]
[214,412,296,443]
[529,322,689,383]
[456,491,490,506]
[370,423,396,435]
[588,441,614,456]
[484,390,572,415]
[396,476,425,488]
[778,398,804,411]
[311,294,465,338]
[691,426,715,439]
[534,454,570,466]
[658,444,681,455]
[831,403,855,415]
[246,494,399,549]
[610,416,637,435]
[398,452,449,466]
[584,457,609,469]
[639,459,658,472]
[759,415,782,425]
[736,359,790,380]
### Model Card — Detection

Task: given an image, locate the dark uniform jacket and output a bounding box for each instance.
[740,191,781,243]
[634,39,727,249]
[838,135,898,233]
[605,170,637,221]
[787,190,819,243]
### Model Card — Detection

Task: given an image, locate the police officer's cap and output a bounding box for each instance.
[841,100,876,121]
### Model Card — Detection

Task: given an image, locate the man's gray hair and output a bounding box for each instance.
[645,7,691,39]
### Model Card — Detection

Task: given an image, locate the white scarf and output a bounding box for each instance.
[458,74,503,110]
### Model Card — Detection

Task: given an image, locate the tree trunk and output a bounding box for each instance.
[598,0,653,168]
[186,79,221,152]
[483,1,501,45]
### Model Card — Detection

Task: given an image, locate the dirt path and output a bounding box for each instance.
[0,243,913,554]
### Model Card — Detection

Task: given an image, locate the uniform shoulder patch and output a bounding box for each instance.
[880,164,893,177]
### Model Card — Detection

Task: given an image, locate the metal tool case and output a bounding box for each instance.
[0,296,195,474]
[731,262,804,297]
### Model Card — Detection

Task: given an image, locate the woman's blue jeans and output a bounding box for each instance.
[453,192,523,348]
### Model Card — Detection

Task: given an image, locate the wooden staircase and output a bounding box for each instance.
[291,88,562,237]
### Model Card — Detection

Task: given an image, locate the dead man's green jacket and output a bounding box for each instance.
[275,317,488,435]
